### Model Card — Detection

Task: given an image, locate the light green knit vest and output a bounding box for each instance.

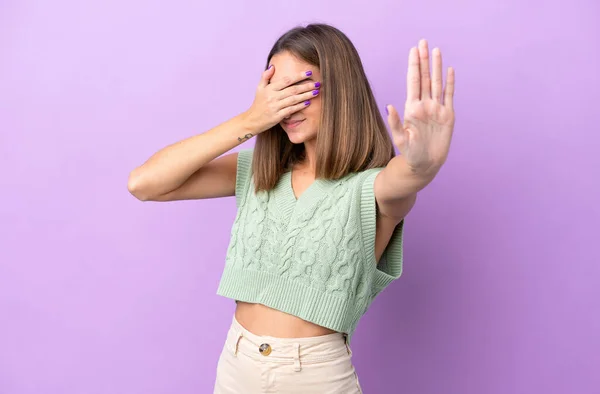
[216,149,404,340]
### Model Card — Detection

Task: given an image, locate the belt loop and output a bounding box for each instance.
[234,332,243,357]
[344,334,352,356]
[293,343,301,372]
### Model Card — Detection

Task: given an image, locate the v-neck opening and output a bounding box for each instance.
[272,171,332,221]
[272,169,358,223]
[289,168,319,201]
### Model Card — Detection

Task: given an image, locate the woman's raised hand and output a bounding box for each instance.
[386,39,456,177]
[243,66,321,134]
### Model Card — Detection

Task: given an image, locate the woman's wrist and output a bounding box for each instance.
[236,110,262,137]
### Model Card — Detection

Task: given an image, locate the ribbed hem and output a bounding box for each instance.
[372,212,405,294]
[217,268,368,335]
[359,168,405,295]
[359,169,380,266]
[235,149,254,208]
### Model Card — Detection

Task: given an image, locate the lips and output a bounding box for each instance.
[283,119,305,128]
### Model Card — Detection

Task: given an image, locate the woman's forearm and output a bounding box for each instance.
[127,112,257,200]
[379,155,435,201]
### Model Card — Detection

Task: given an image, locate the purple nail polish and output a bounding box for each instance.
[304,100,310,106]
[385,106,389,115]
[314,82,321,88]
[305,71,312,76]
[312,90,319,96]
[268,65,273,70]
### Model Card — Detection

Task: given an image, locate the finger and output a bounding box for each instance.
[270,69,314,91]
[279,99,311,118]
[279,88,320,109]
[406,47,420,102]
[258,65,275,88]
[431,48,443,102]
[443,67,455,110]
[278,80,320,100]
[418,39,431,99]
[386,104,403,131]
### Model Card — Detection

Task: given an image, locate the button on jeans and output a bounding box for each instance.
[213,316,363,393]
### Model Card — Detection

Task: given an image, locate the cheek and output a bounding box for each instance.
[305,98,322,120]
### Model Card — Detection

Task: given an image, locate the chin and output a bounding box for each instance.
[285,132,308,144]
[281,125,317,145]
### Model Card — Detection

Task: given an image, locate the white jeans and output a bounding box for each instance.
[214,316,363,393]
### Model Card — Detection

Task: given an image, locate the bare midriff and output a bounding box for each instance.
[235,301,337,338]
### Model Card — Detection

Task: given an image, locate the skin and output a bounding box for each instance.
[376,41,455,220]
[127,39,455,339]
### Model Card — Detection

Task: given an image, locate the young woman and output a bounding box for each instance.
[128,24,455,394]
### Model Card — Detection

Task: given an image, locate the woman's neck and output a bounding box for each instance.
[299,140,317,173]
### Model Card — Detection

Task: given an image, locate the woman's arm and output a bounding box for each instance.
[127,66,320,202]
[127,114,253,201]
[376,39,456,220]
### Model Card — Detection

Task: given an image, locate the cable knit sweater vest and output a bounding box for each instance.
[216,149,405,340]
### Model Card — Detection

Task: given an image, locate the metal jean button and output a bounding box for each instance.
[259,343,272,356]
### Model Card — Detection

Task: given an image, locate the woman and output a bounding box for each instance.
[128,23,455,394]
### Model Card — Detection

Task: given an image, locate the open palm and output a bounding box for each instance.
[387,39,456,175]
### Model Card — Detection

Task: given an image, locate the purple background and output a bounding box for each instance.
[1,0,599,393]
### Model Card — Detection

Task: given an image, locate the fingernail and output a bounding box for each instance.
[385,106,389,115]
[312,90,319,96]
[304,100,311,106]
[314,82,321,88]
[268,65,273,69]
[305,71,312,76]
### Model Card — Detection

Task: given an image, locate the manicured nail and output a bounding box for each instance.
[314,82,321,88]
[385,106,389,115]
[304,100,310,106]
[305,71,312,76]
[312,90,319,96]
[268,65,273,69]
